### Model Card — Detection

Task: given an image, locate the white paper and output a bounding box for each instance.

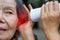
[30,8,41,22]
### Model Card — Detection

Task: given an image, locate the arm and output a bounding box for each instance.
[18,21,35,40]
[40,1,60,40]
[18,4,35,40]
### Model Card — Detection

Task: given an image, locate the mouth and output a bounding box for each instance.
[0,28,7,33]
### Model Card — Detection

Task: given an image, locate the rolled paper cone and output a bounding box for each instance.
[30,8,41,22]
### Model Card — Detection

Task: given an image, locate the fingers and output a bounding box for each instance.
[41,1,59,14]
[41,2,49,19]
[22,4,29,14]
[28,4,33,10]
[41,1,59,22]
[45,2,49,13]
[48,1,53,13]
[41,4,45,16]
[54,1,59,12]
[22,4,32,21]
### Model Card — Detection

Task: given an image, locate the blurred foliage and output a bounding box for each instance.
[28,0,46,8]
[29,0,41,8]
[28,0,60,8]
[23,0,60,8]
[58,0,60,2]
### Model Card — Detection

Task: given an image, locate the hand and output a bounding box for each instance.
[18,4,33,30]
[17,4,35,40]
[40,1,60,40]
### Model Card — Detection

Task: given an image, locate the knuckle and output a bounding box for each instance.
[41,15,48,20]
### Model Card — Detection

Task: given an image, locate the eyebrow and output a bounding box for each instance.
[3,6,16,11]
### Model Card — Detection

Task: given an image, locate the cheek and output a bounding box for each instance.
[4,15,18,28]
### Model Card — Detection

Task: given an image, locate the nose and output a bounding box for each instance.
[0,10,4,23]
[0,10,3,19]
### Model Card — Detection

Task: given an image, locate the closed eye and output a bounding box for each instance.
[6,11,13,14]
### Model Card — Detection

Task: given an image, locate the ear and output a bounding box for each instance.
[17,4,29,25]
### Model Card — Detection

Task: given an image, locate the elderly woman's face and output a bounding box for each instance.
[0,0,18,40]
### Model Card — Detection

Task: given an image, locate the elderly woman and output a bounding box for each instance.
[0,0,35,40]
[0,0,60,40]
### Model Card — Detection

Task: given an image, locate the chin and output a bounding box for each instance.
[0,31,16,40]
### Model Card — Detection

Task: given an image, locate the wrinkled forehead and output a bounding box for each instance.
[0,0,16,8]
